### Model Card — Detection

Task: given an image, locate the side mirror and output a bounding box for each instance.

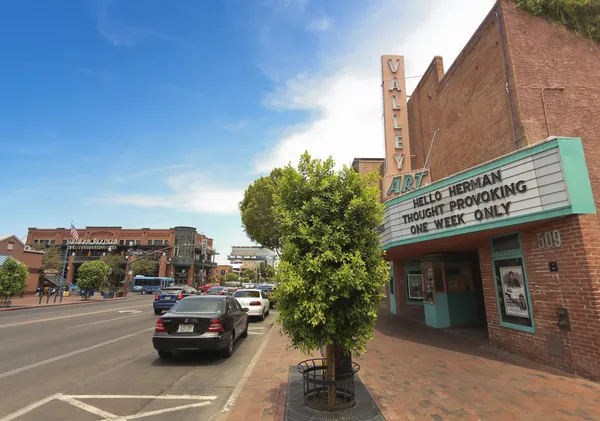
[242,308,249,312]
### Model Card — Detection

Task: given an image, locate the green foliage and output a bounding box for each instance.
[514,0,600,41]
[41,246,63,272]
[261,264,276,282]
[101,254,126,285]
[241,268,256,282]
[239,168,283,255]
[0,257,29,296]
[271,152,388,356]
[224,272,240,284]
[131,259,158,277]
[77,260,109,292]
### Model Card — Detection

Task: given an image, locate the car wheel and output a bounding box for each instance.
[222,332,234,357]
[142,290,148,295]
[266,307,270,316]
[241,321,249,338]
[158,350,172,358]
[154,309,162,315]
[259,309,265,321]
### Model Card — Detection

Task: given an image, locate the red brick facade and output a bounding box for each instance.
[374,0,600,380]
[0,235,43,294]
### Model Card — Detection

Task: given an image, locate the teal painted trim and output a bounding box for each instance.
[389,262,396,314]
[383,206,572,250]
[424,293,450,328]
[490,233,536,334]
[385,138,560,207]
[404,265,424,305]
[557,138,597,214]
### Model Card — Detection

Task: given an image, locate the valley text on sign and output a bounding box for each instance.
[380,142,574,248]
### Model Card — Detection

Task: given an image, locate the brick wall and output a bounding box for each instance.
[501,0,600,226]
[478,215,600,380]
[0,236,43,293]
[407,5,526,182]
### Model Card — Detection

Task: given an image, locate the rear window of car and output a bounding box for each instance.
[171,298,224,313]
[233,290,260,298]
[160,288,182,294]
[208,287,224,291]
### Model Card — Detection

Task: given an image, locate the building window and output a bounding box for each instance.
[7,242,14,251]
[119,240,125,245]
[148,240,153,245]
[155,240,163,246]
[135,240,141,245]
[165,240,169,245]
[50,240,55,245]
[221,270,225,276]
[490,233,535,333]
[33,240,39,245]
[62,240,67,245]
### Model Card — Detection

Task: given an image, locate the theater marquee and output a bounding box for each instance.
[381,138,596,249]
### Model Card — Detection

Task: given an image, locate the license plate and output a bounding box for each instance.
[177,324,194,333]
[163,296,172,300]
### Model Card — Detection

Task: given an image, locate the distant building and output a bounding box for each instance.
[0,235,43,294]
[227,246,277,271]
[26,226,217,288]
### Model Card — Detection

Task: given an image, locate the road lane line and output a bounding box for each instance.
[248,327,264,330]
[0,328,153,380]
[67,314,144,330]
[67,395,217,400]
[0,393,60,421]
[0,304,149,329]
[124,402,212,420]
[57,395,118,419]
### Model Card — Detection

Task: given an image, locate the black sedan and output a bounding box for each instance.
[152,295,249,358]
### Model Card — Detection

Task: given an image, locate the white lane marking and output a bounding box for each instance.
[217,323,275,417]
[0,393,60,421]
[57,395,118,419]
[0,328,154,380]
[0,304,149,329]
[247,331,262,335]
[67,314,143,330]
[0,394,216,421]
[115,402,212,420]
[118,310,142,314]
[68,395,217,400]
[248,327,264,330]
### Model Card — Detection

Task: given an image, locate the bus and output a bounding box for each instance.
[131,276,174,294]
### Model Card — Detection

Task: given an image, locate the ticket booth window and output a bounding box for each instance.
[420,261,445,304]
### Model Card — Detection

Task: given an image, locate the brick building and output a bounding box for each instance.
[26,226,217,289]
[0,235,43,294]
[361,0,600,380]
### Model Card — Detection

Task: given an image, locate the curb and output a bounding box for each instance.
[212,321,278,421]
[0,297,135,312]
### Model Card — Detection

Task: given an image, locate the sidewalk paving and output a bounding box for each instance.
[0,293,132,311]
[227,311,600,421]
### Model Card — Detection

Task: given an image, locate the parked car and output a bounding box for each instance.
[242,283,255,289]
[256,284,277,307]
[153,286,198,315]
[232,289,270,321]
[206,286,229,296]
[152,296,249,358]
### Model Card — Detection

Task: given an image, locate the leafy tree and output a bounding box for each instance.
[40,246,63,278]
[239,168,283,255]
[271,152,388,376]
[259,262,276,283]
[224,272,240,285]
[101,254,126,285]
[241,268,256,282]
[0,257,29,304]
[77,260,109,300]
[131,259,158,277]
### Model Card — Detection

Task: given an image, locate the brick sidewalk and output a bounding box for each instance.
[0,293,131,311]
[226,312,600,421]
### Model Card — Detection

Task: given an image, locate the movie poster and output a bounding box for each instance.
[499,266,529,318]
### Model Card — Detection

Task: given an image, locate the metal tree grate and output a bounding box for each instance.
[297,358,360,412]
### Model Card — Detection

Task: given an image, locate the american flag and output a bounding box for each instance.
[70,223,79,241]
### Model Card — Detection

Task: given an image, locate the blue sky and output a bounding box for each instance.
[0,0,495,262]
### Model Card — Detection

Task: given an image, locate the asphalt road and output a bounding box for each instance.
[0,295,274,421]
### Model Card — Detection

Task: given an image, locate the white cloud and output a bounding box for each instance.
[306,17,332,32]
[256,0,496,172]
[104,172,244,214]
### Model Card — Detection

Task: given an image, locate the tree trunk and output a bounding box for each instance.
[325,343,335,406]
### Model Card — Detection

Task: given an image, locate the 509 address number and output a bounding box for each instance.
[537,230,561,249]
